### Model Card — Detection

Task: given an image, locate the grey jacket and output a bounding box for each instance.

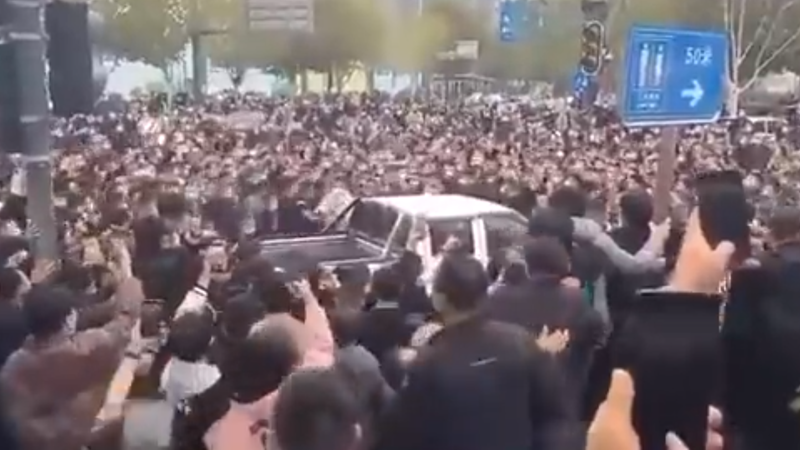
[572,217,665,274]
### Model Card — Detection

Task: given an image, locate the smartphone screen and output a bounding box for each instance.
[694,170,751,262]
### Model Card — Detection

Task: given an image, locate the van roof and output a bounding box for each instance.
[746,116,781,123]
[368,194,518,219]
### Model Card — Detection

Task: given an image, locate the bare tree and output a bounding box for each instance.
[724,0,800,111]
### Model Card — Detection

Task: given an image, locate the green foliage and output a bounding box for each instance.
[205,0,387,75]
[96,0,800,87]
[94,0,189,67]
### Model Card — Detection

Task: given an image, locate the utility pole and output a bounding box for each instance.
[188,0,227,100]
[9,0,57,259]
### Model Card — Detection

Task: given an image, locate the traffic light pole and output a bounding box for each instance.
[10,0,57,259]
[577,0,609,107]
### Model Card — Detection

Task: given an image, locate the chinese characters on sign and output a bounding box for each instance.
[621,25,728,127]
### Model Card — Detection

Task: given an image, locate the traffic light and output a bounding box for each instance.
[579,21,604,75]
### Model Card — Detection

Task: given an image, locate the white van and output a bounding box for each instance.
[744,116,783,140]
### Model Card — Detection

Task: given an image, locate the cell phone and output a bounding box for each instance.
[694,170,751,262]
[207,241,228,272]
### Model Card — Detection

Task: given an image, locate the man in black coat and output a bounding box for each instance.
[358,267,411,363]
[372,252,573,450]
[589,189,662,421]
[723,207,800,450]
[483,237,605,421]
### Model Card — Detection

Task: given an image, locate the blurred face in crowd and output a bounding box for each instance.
[64,309,78,335]
[0,221,22,237]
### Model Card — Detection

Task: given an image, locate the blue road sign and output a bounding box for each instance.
[499,0,528,42]
[620,25,728,126]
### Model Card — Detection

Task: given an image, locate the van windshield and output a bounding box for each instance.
[333,200,399,247]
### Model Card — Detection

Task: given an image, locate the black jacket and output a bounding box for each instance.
[722,242,800,450]
[615,291,723,450]
[0,388,18,450]
[170,379,230,450]
[358,300,411,362]
[371,316,573,450]
[0,303,27,370]
[483,274,605,415]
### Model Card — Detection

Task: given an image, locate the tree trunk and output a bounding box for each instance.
[726,74,739,116]
[326,68,335,93]
[300,71,309,94]
[284,66,298,94]
[161,65,173,109]
[335,66,344,93]
[230,67,245,91]
[366,67,375,92]
[335,65,355,93]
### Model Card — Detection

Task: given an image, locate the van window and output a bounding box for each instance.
[748,118,779,134]
[348,201,398,245]
[429,219,474,255]
[483,213,528,255]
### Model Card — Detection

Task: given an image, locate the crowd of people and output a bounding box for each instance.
[0,90,797,450]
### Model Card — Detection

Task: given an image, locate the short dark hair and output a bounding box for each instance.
[140,247,203,314]
[273,368,360,450]
[165,309,216,362]
[619,189,654,228]
[157,193,189,219]
[225,317,303,402]
[394,251,423,283]
[523,237,571,278]
[220,292,267,340]
[433,253,489,311]
[768,206,800,242]
[528,207,574,251]
[369,266,402,300]
[548,186,587,217]
[23,285,77,338]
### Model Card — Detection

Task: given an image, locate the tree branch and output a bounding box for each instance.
[737,17,767,67]
[742,27,800,91]
[724,0,737,87]
[735,0,748,62]
[751,0,799,69]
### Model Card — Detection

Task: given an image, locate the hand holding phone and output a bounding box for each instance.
[694,170,751,263]
[205,242,228,273]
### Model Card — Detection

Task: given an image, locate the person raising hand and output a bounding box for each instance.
[587,370,723,450]
[590,205,734,450]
